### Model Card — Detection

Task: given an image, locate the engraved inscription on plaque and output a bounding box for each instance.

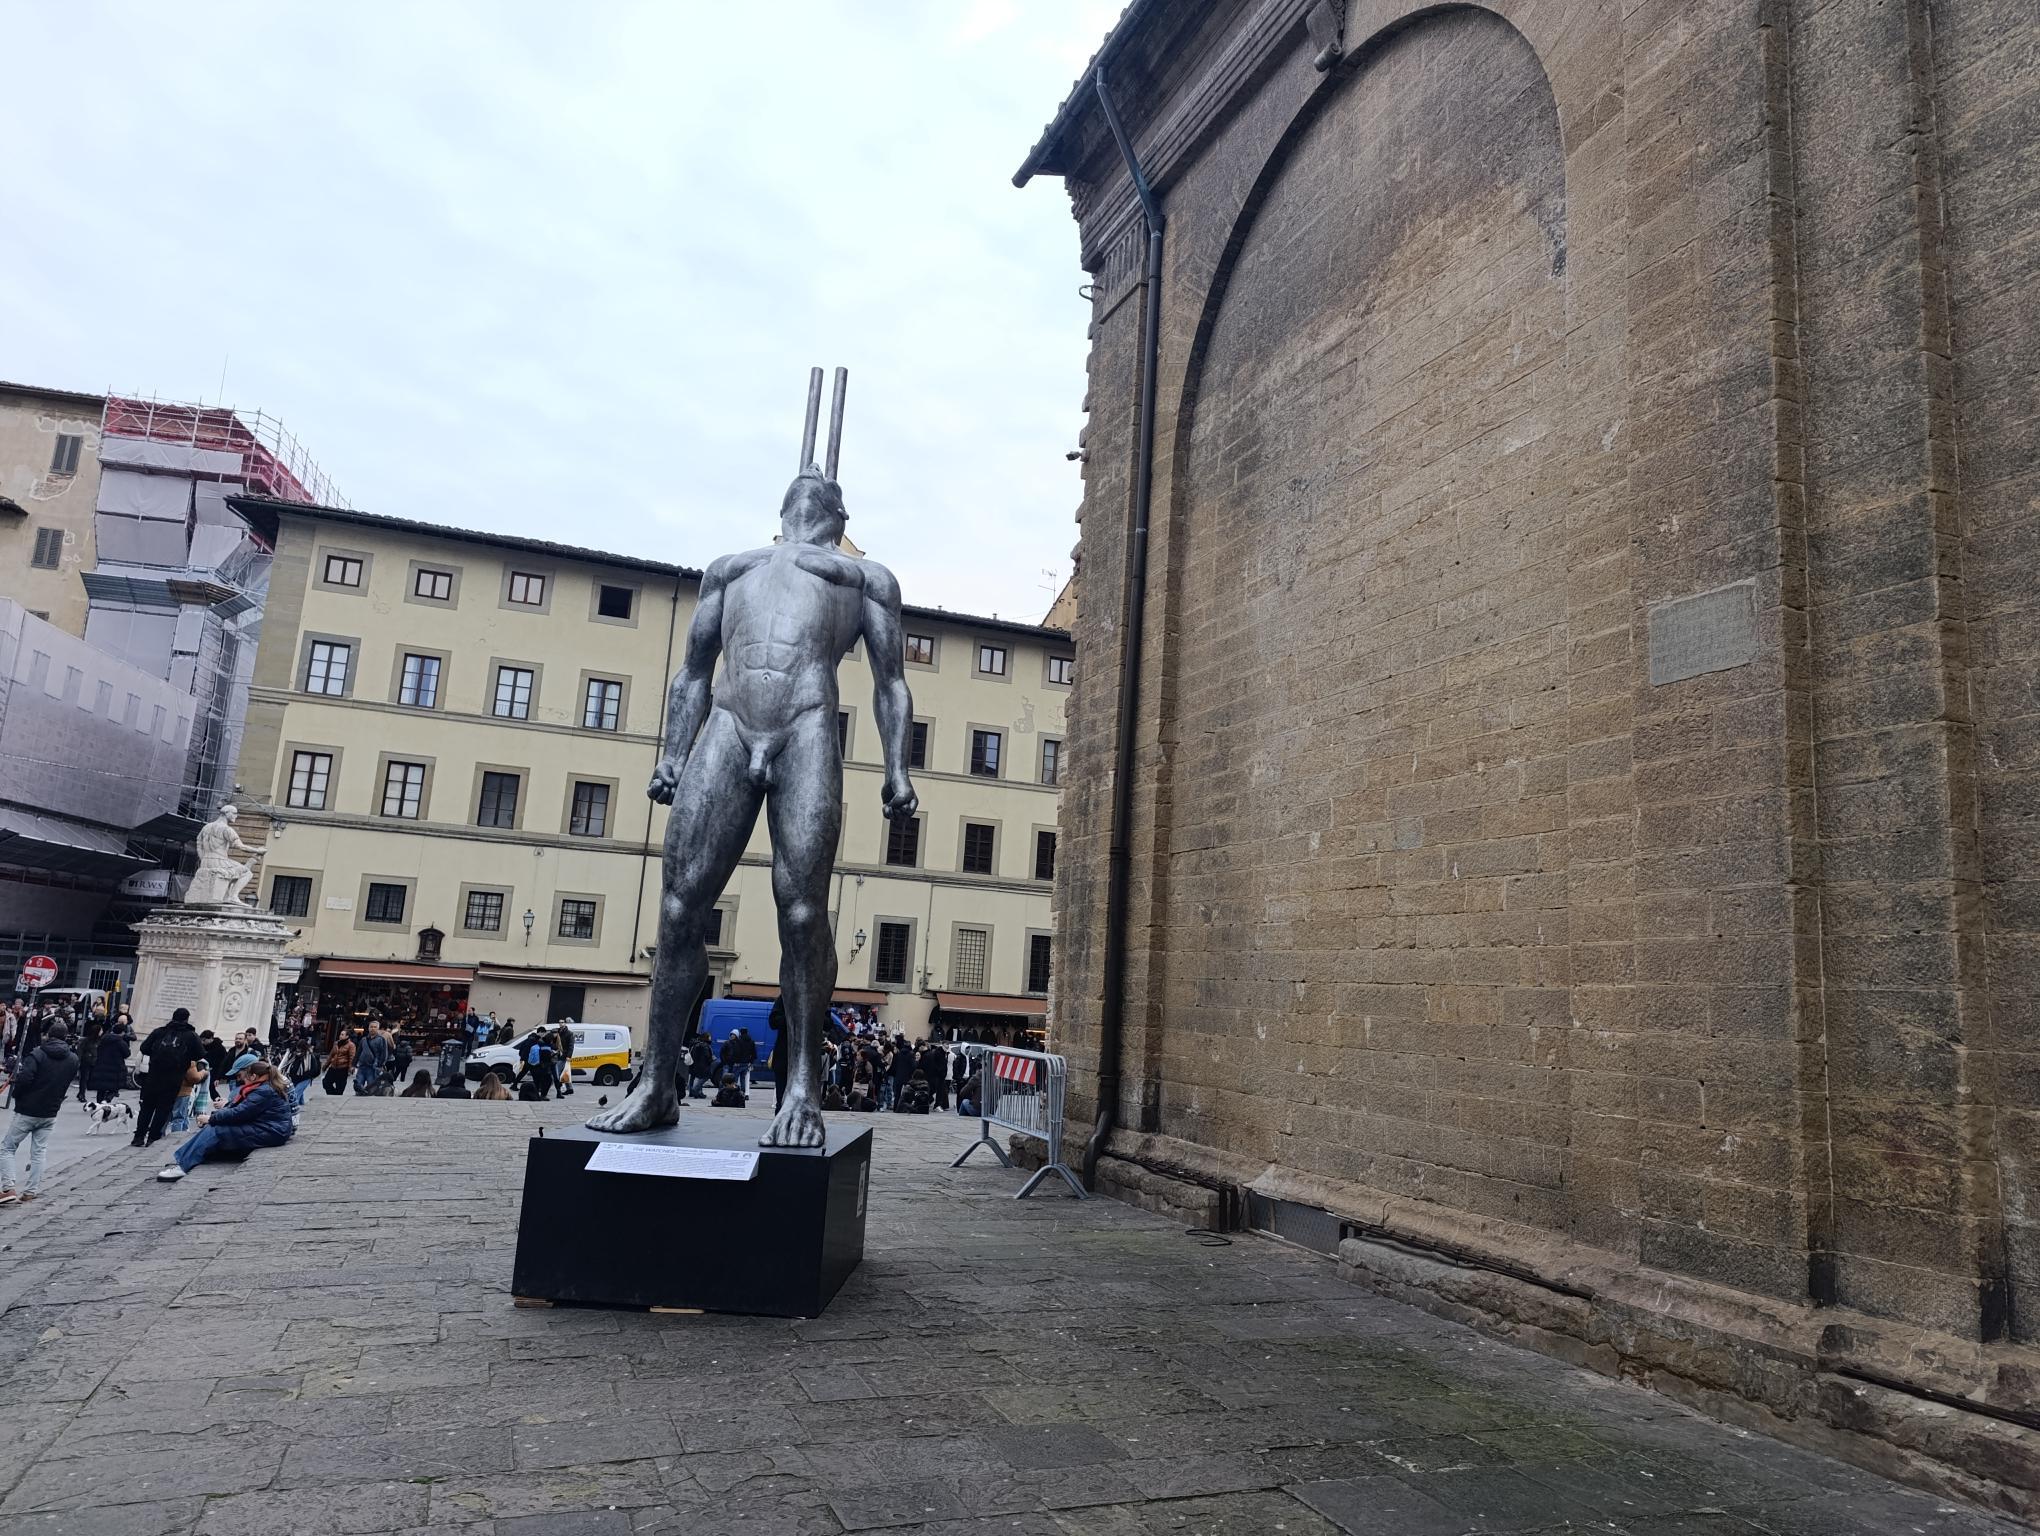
[1648,580,1758,685]
[155,966,204,1013]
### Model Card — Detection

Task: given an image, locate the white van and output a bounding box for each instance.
[466,1023,636,1086]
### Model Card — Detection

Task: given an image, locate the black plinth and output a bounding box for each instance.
[510,1118,870,1317]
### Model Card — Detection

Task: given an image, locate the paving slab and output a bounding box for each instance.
[0,1095,2027,1535]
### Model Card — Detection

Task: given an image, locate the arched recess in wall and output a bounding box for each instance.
[1144,6,1574,1194]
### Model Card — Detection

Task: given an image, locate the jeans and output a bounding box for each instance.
[686,1072,710,1099]
[735,1067,751,1094]
[174,1123,232,1172]
[878,1079,896,1111]
[0,1112,56,1195]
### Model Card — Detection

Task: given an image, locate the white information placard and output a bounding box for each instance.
[585,1143,761,1181]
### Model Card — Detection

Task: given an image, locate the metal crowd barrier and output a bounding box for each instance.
[950,1043,1087,1199]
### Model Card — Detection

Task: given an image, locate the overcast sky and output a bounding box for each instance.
[2,1,1120,621]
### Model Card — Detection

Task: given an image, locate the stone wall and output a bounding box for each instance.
[1032,0,2040,1511]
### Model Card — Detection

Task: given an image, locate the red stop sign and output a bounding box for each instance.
[18,955,57,990]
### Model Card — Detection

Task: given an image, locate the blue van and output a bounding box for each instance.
[696,998,778,1085]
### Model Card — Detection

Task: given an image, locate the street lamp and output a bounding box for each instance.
[522,909,536,945]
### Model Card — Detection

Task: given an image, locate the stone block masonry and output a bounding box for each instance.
[1023,0,2040,1514]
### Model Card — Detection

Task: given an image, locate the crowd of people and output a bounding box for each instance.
[1,996,297,1198]
[2,989,1018,1204]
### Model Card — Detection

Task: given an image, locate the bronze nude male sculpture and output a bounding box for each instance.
[589,370,916,1148]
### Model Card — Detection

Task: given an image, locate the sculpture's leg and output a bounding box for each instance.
[760,711,840,1149]
[588,711,761,1134]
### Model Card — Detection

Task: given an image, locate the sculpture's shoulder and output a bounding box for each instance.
[704,548,774,588]
[853,558,902,608]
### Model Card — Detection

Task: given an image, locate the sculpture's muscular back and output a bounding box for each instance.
[715,543,866,736]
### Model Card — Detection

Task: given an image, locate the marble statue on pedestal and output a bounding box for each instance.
[589,417,916,1149]
[185,804,263,907]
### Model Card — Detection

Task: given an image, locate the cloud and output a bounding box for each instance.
[0,0,1108,622]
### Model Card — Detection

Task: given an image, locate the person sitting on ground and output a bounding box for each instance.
[156,1055,294,1183]
[898,1071,934,1115]
[434,1072,474,1099]
[474,1072,511,1101]
[400,1069,434,1098]
[711,1071,746,1109]
[821,1083,848,1112]
[846,1082,876,1112]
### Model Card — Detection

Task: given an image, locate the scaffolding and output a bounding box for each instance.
[100,394,346,508]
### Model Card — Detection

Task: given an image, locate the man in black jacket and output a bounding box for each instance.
[133,1009,201,1149]
[0,1021,79,1204]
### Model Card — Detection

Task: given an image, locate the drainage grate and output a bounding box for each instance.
[1243,1191,1347,1255]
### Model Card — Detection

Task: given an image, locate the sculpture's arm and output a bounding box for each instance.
[859,563,918,823]
[649,561,729,804]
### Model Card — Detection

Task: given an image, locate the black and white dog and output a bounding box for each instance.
[83,1099,136,1135]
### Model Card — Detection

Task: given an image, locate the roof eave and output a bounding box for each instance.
[1012,0,1154,186]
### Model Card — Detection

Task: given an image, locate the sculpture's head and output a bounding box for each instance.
[217,804,238,823]
[780,468,847,547]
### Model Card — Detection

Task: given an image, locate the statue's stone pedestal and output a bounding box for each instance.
[131,903,295,1038]
[511,1120,870,1317]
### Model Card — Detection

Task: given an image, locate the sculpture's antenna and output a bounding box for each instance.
[799,366,823,470]
[825,367,849,480]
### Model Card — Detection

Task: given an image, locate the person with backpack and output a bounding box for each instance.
[134,1008,202,1148]
[0,1021,80,1205]
[354,1021,391,1095]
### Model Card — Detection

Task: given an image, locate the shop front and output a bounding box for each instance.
[929,991,1048,1047]
[304,958,473,1047]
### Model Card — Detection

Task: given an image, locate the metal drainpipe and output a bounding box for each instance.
[1083,66,1164,1191]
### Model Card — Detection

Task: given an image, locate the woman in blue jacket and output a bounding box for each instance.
[157,1053,295,1183]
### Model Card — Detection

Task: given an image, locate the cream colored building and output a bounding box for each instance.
[228,498,1069,1043]
[0,382,105,638]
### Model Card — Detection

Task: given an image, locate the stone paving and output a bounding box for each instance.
[0,1094,2027,1536]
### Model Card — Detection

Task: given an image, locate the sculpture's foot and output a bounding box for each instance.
[586,1086,680,1133]
[761,1094,826,1149]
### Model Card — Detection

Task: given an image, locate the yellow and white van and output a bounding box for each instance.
[566,1024,634,1086]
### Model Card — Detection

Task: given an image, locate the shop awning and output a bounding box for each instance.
[933,991,1048,1017]
[727,982,888,1007]
[475,966,648,987]
[314,960,474,985]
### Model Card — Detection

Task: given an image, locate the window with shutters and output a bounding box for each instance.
[970,729,1002,778]
[49,434,81,475]
[569,781,610,837]
[303,640,351,695]
[269,875,311,918]
[398,653,440,708]
[960,822,995,875]
[381,760,426,819]
[464,890,504,932]
[885,815,920,868]
[909,720,928,770]
[874,921,912,987]
[285,750,332,810]
[582,677,622,731]
[30,527,63,568]
[952,927,989,991]
[493,666,534,719]
[1034,830,1057,881]
[365,882,407,924]
[1028,933,1053,994]
[476,771,520,828]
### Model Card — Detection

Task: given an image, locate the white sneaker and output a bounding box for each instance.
[155,1166,185,1182]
